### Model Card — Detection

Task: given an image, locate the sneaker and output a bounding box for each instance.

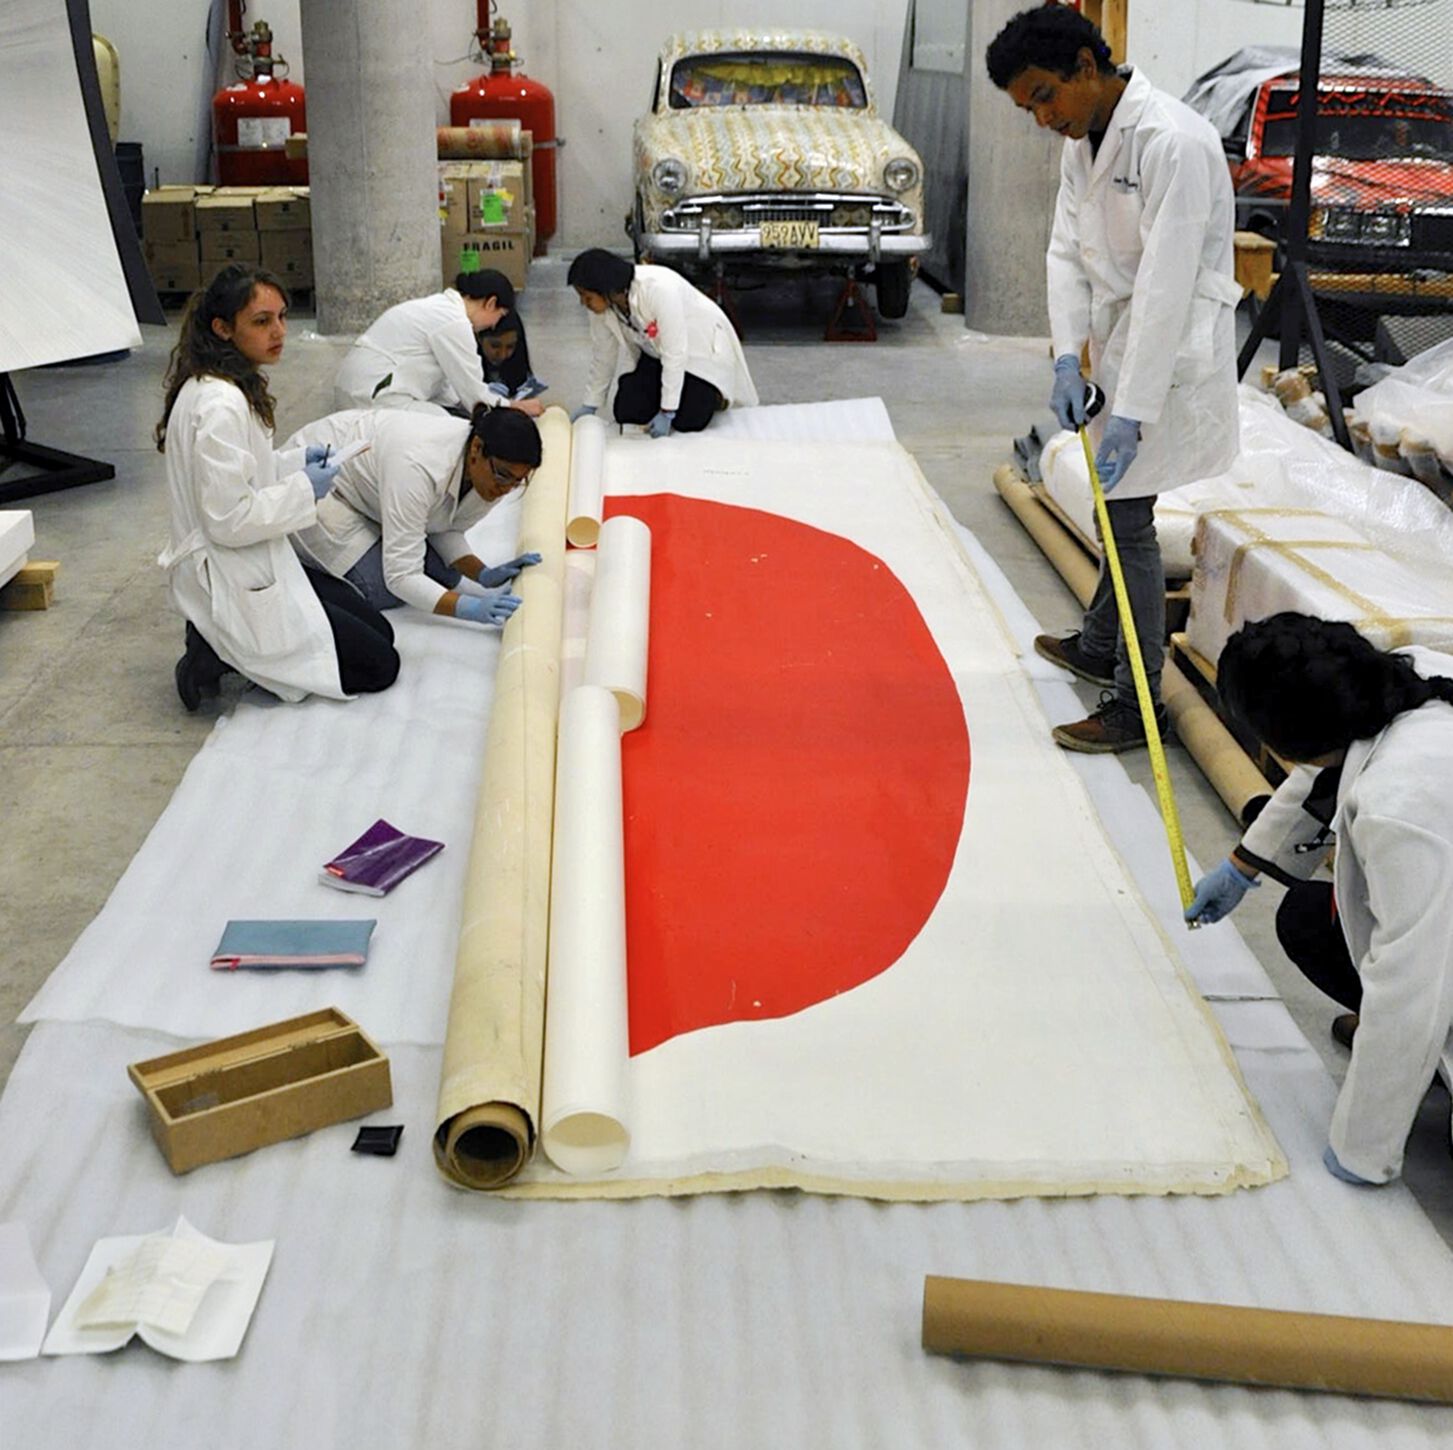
[1034,632,1115,688]
[1052,692,1169,754]
[174,623,228,713]
[1331,1013,1359,1049]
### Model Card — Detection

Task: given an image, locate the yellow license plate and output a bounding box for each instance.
[760,220,819,249]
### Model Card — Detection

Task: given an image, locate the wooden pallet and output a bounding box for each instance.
[0,560,58,610]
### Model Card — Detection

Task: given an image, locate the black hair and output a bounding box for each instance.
[567,249,635,298]
[1218,612,1453,760]
[476,307,531,392]
[455,268,516,311]
[985,5,1114,90]
[156,264,291,450]
[468,401,543,467]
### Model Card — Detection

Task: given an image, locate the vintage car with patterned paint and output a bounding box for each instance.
[630,29,930,319]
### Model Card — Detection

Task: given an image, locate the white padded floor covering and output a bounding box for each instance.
[5,404,1453,1446]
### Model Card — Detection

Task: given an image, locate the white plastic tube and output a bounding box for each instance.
[565,413,607,546]
[583,515,651,731]
[540,685,631,1174]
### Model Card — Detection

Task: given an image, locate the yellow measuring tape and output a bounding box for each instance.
[1077,425,1197,921]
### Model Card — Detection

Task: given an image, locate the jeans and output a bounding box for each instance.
[613,354,721,434]
[1078,494,1165,709]
[1275,879,1359,1010]
[344,539,462,611]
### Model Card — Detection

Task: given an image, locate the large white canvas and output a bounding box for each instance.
[0,0,140,371]
[518,436,1285,1198]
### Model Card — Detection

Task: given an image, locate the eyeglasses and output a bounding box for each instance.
[488,458,533,489]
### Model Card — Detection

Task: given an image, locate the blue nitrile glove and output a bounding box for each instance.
[476,552,543,589]
[1094,414,1141,493]
[487,381,512,398]
[1050,354,1089,432]
[570,404,598,422]
[1184,857,1259,926]
[1323,1145,1378,1186]
[648,409,676,439]
[304,444,330,465]
[455,592,521,627]
[519,375,548,399]
[303,456,341,500]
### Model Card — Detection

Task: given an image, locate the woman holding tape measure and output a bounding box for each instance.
[1187,614,1453,1187]
[987,7,1242,753]
[286,403,542,628]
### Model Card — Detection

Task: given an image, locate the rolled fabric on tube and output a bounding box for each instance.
[922,1276,1453,1404]
[433,406,571,1189]
[566,413,607,547]
[540,685,631,1174]
[583,515,651,731]
[436,122,521,159]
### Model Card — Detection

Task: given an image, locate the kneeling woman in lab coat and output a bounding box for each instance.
[1185,613,1453,1186]
[157,265,400,710]
[567,249,756,436]
[333,269,546,418]
[287,403,542,628]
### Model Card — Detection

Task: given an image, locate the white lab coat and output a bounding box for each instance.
[1047,67,1242,499]
[333,290,500,416]
[285,410,498,614]
[158,377,345,702]
[583,264,758,415]
[1238,647,1453,1182]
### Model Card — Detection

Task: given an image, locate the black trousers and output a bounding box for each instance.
[613,354,721,433]
[306,567,400,694]
[1275,879,1360,1011]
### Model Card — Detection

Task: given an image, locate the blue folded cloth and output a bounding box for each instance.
[210,919,376,971]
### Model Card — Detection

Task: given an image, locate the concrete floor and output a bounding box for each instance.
[3,260,1451,1237]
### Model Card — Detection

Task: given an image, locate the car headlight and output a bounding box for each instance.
[653,158,689,195]
[884,158,919,194]
[1322,207,1359,241]
[1361,211,1409,246]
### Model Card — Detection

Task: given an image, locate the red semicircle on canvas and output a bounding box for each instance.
[603,492,971,1057]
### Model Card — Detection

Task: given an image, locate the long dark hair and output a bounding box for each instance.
[476,308,531,392]
[467,401,542,467]
[456,267,516,311]
[155,265,290,451]
[567,249,634,299]
[1219,613,1453,760]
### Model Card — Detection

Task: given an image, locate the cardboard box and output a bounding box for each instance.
[147,259,203,293]
[196,190,261,233]
[466,160,526,229]
[143,237,199,270]
[128,1007,392,1174]
[200,230,262,264]
[444,228,529,292]
[141,185,211,244]
[438,166,473,237]
[519,132,534,210]
[260,229,314,287]
[255,186,311,231]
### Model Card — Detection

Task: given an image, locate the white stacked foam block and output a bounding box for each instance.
[0,510,34,588]
[1186,506,1453,666]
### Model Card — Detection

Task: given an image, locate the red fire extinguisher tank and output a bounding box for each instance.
[451,66,557,249]
[213,74,307,186]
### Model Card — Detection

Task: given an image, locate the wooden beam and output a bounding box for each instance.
[0,561,59,611]
[1082,0,1128,65]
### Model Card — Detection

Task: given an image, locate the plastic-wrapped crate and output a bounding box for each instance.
[1186,507,1453,667]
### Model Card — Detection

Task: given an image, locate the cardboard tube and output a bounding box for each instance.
[433,407,571,1189]
[566,414,607,546]
[995,464,1272,821]
[436,122,521,158]
[922,1276,1453,1404]
[583,515,651,730]
[540,685,631,1174]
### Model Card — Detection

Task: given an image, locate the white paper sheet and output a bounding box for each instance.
[582,515,651,730]
[0,1223,50,1362]
[541,685,632,1174]
[43,1217,273,1362]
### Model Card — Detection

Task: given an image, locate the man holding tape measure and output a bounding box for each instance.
[988,6,1242,753]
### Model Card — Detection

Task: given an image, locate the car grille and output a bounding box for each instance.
[661,193,915,233]
[1411,210,1453,256]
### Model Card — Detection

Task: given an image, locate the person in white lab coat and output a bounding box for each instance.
[1185,613,1453,1186]
[287,403,542,627]
[987,8,1241,753]
[566,250,757,436]
[333,269,546,419]
[156,265,400,710]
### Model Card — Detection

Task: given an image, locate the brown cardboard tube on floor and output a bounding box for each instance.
[922,1276,1453,1403]
[993,464,1273,822]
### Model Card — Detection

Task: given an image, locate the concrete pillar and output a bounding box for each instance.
[963,0,1062,336]
[299,0,440,334]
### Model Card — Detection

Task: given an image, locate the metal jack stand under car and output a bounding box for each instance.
[826,271,878,343]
